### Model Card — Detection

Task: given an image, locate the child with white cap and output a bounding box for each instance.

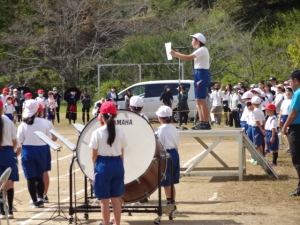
[129,96,149,122]
[169,32,211,130]
[155,106,180,208]
[248,96,265,156]
[240,91,254,133]
[35,89,47,118]
[4,95,16,122]
[17,99,53,208]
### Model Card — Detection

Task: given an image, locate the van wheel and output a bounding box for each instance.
[172,109,182,123]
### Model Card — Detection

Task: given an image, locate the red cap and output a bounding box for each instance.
[0,100,3,107]
[100,102,117,115]
[265,103,276,111]
[38,104,44,112]
[5,95,12,99]
[25,92,32,98]
[37,89,44,94]
[2,88,8,93]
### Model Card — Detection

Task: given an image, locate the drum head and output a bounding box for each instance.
[76,110,156,185]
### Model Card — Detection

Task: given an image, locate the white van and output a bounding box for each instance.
[117,80,196,122]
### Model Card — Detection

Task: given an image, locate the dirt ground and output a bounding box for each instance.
[9,119,300,225]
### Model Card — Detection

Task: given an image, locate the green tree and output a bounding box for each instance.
[287,36,300,69]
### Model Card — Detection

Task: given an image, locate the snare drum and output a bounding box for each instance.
[76,110,167,203]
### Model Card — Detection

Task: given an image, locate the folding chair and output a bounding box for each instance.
[0,168,12,225]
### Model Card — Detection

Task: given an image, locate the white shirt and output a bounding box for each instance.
[248,108,265,127]
[155,124,179,150]
[17,117,52,146]
[46,98,58,109]
[89,126,127,156]
[4,104,15,114]
[1,115,17,146]
[240,106,249,122]
[35,96,47,108]
[265,115,277,131]
[221,91,232,101]
[280,99,291,115]
[260,98,269,110]
[273,93,284,113]
[265,92,274,103]
[211,90,222,107]
[0,95,6,104]
[192,47,210,69]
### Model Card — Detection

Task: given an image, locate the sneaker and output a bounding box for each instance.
[38,201,44,208]
[110,217,115,224]
[289,188,300,197]
[286,148,291,153]
[30,202,39,208]
[269,162,277,167]
[252,160,258,165]
[250,158,255,163]
[43,194,49,203]
[191,122,203,130]
[8,213,14,219]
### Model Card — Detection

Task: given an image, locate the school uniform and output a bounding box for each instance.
[265,115,279,151]
[248,108,265,146]
[46,98,57,120]
[0,115,19,182]
[280,99,291,125]
[4,103,15,121]
[35,96,47,118]
[89,126,127,199]
[17,117,51,179]
[155,124,180,186]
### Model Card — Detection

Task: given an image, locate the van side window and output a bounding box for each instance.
[131,85,146,97]
[118,92,125,101]
[145,84,167,98]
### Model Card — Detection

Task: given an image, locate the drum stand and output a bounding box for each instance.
[39,145,67,225]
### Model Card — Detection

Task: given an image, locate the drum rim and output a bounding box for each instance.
[76,109,156,183]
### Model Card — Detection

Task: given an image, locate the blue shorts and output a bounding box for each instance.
[240,121,248,133]
[162,149,180,187]
[47,108,55,120]
[247,125,253,140]
[252,126,263,146]
[45,145,51,171]
[0,146,19,182]
[282,115,288,125]
[266,130,279,151]
[21,145,48,179]
[93,156,124,199]
[194,69,211,99]
[5,114,13,121]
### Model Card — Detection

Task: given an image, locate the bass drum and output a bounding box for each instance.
[76,110,166,203]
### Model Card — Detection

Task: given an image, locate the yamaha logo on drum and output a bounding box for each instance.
[116,119,133,125]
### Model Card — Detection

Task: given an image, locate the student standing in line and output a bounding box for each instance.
[80,88,91,124]
[0,100,19,219]
[89,102,127,225]
[210,83,223,126]
[170,32,211,130]
[52,87,62,124]
[221,84,232,127]
[155,106,180,210]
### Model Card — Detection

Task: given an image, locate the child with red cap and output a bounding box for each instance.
[264,103,279,166]
[0,88,9,104]
[35,89,47,118]
[4,95,16,122]
[89,102,127,225]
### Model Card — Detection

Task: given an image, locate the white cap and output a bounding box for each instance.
[23,99,39,118]
[156,106,172,117]
[252,88,261,94]
[13,89,18,92]
[241,91,253,99]
[130,96,143,107]
[251,96,262,105]
[190,33,206,44]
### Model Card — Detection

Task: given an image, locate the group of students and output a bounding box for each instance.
[238,85,293,166]
[89,95,180,225]
[0,97,57,220]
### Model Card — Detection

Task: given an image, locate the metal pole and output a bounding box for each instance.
[98,65,100,100]
[138,65,142,82]
[181,63,184,80]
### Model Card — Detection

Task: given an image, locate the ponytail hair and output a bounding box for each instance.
[0,116,3,149]
[23,115,36,125]
[102,114,116,147]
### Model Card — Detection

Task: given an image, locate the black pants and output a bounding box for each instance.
[223,101,230,126]
[229,110,240,127]
[178,112,188,126]
[56,106,60,123]
[82,108,90,123]
[15,106,22,122]
[289,124,300,188]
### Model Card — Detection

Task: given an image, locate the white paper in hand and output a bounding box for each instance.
[165,42,172,60]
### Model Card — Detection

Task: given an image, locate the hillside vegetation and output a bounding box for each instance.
[0,0,299,98]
